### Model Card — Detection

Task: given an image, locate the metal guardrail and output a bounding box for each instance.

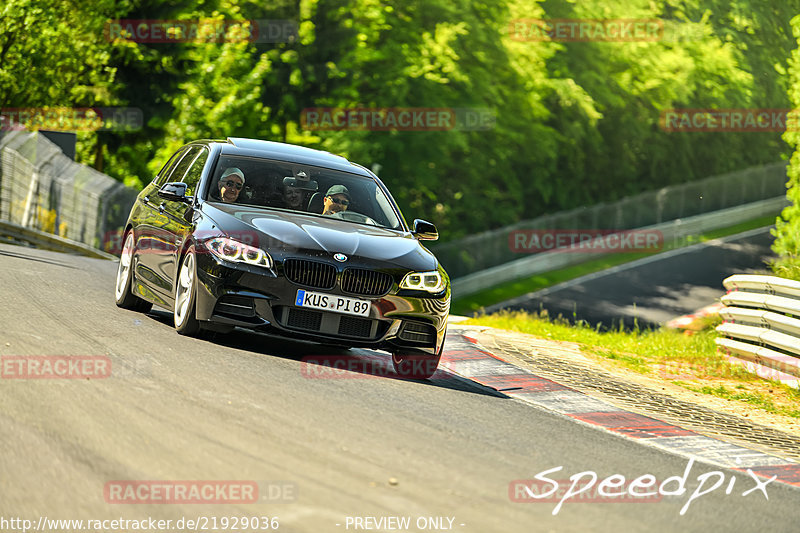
[452,196,789,298]
[716,275,800,385]
[433,161,788,279]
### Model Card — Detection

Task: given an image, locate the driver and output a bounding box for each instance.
[219,167,245,203]
[322,185,351,215]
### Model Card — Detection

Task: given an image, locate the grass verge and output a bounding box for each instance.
[463,310,800,420]
[451,215,777,316]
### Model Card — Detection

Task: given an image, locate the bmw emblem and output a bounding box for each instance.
[333,253,348,262]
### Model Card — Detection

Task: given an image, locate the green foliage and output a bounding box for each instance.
[773,14,800,277]
[0,0,130,108]
[3,0,799,241]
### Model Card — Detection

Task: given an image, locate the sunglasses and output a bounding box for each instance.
[223,180,243,190]
[327,196,350,206]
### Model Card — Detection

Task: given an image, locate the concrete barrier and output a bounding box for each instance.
[0,220,117,260]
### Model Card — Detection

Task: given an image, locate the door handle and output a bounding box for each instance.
[158,203,166,213]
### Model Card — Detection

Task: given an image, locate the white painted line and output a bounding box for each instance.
[652,436,791,468]
[450,332,800,473]
[488,226,772,311]
[511,390,621,413]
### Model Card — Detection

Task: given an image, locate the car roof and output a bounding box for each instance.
[199,137,373,177]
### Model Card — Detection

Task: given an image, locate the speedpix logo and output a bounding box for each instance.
[510,459,775,515]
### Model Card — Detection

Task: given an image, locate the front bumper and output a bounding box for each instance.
[192,251,449,356]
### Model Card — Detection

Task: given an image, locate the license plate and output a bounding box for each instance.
[295,289,371,317]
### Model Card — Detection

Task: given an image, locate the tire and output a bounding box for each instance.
[114,231,152,312]
[391,348,442,380]
[174,247,201,336]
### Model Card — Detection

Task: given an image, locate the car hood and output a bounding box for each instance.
[201,203,438,271]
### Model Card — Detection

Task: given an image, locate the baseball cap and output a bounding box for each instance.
[221,167,245,184]
[326,185,350,199]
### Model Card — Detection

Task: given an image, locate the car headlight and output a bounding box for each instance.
[400,270,444,293]
[205,237,273,268]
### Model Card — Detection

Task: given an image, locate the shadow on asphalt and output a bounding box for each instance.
[143,309,506,398]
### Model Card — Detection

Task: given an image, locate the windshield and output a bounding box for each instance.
[206,155,403,230]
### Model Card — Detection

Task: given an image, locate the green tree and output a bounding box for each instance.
[772,13,800,278]
[6,0,799,244]
[0,0,129,108]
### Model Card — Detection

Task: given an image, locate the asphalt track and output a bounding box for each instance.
[487,227,776,328]
[1,242,798,532]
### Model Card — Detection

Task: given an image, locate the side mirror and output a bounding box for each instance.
[157,182,191,204]
[412,219,438,241]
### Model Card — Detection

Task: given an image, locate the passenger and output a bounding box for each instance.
[282,183,305,210]
[219,168,245,203]
[322,185,351,215]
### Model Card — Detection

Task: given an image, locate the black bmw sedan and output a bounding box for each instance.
[114,137,450,378]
